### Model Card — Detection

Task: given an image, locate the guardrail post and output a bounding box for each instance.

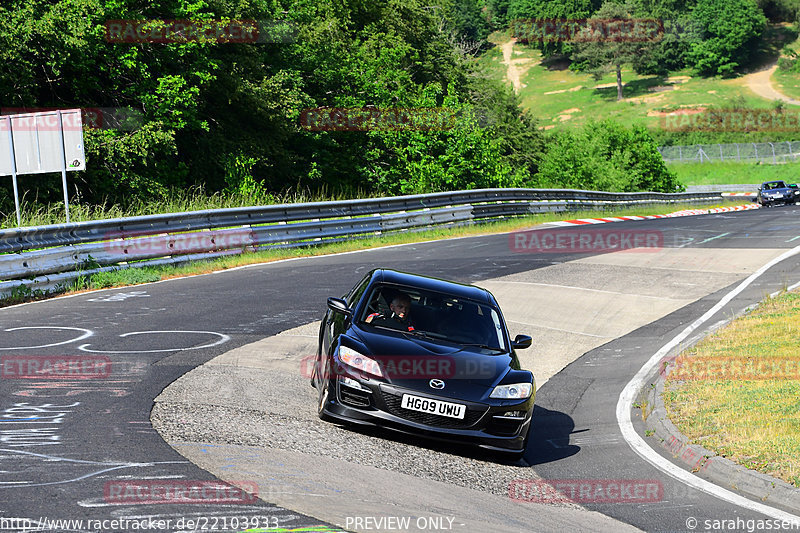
[5,116,21,226]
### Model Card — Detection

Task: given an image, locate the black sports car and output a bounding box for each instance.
[757,180,798,206]
[311,269,535,456]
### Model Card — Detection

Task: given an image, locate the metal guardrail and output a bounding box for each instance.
[0,188,724,299]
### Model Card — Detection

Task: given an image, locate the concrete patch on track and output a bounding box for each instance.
[152,247,788,532]
[572,247,783,274]
[479,248,784,385]
[170,442,628,533]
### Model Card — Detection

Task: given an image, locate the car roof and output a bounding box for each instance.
[370,269,492,304]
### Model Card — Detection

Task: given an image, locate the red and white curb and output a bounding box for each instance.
[722,192,756,197]
[549,204,759,227]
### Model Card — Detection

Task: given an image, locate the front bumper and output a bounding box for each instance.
[760,194,794,205]
[320,374,534,452]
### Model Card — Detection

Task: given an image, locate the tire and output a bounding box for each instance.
[317,371,334,422]
[310,350,321,389]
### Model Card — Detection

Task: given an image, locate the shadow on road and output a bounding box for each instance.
[522,405,580,465]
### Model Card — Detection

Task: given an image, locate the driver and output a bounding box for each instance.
[365,292,415,332]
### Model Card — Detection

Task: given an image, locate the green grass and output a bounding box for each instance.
[773,66,800,102]
[669,161,800,186]
[663,289,800,487]
[1,201,738,307]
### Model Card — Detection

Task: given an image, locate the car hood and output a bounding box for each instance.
[348,325,514,394]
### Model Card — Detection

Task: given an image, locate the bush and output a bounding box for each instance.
[535,120,684,192]
[363,84,526,195]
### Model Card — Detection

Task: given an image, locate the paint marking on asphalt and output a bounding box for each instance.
[78,330,230,354]
[787,235,800,242]
[616,244,800,523]
[696,232,730,245]
[485,280,686,300]
[0,327,93,350]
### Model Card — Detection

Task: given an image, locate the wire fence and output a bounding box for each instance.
[659,141,800,164]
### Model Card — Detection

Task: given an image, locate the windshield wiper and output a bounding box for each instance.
[458,343,506,353]
[402,329,444,340]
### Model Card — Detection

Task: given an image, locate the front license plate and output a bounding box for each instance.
[400,394,465,419]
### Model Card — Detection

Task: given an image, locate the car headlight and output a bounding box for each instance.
[338,346,383,377]
[490,382,532,399]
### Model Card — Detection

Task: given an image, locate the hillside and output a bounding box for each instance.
[478,25,800,132]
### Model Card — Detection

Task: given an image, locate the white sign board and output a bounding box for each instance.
[0,109,85,176]
[0,109,85,225]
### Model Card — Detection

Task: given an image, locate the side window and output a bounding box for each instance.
[346,274,371,307]
[360,286,391,322]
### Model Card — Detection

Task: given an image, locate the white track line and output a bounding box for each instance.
[616,244,800,522]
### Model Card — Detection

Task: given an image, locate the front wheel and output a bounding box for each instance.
[317,372,334,421]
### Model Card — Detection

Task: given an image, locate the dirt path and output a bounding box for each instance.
[501,38,527,93]
[741,64,800,106]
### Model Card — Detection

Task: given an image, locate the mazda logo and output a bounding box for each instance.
[429,379,445,390]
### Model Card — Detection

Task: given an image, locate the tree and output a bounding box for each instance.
[688,0,767,76]
[449,0,491,50]
[570,1,654,100]
[508,0,596,58]
[484,0,512,29]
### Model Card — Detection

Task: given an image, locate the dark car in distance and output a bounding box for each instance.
[311,269,535,456]
[757,180,799,206]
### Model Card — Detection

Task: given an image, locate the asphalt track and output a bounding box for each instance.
[2,205,800,532]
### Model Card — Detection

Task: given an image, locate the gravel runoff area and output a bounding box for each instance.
[151,323,641,532]
[151,349,558,501]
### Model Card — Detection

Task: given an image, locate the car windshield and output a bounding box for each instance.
[764,181,787,190]
[359,284,507,351]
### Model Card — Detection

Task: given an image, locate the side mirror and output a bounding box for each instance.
[512,334,532,350]
[327,297,353,316]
